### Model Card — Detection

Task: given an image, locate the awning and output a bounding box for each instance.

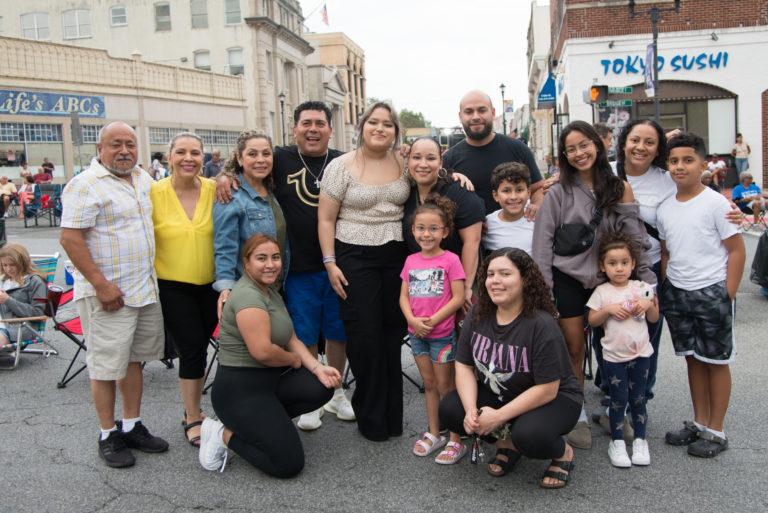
[537,75,556,109]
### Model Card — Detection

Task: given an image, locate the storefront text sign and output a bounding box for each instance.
[0,89,105,118]
[600,51,729,76]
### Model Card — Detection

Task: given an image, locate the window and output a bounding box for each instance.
[110,6,127,26]
[194,50,210,71]
[20,12,50,40]
[63,9,92,39]
[190,0,208,29]
[81,125,103,144]
[154,3,171,31]
[265,50,273,81]
[225,0,240,24]
[228,48,243,75]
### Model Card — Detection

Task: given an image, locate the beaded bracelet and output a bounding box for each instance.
[322,255,336,264]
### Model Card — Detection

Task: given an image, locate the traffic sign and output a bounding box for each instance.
[608,86,633,94]
[599,99,633,107]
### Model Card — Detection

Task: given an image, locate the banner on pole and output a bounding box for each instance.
[644,43,655,98]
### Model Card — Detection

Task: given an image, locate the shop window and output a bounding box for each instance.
[190,0,208,29]
[20,12,50,40]
[63,9,92,39]
[110,6,128,26]
[0,122,64,178]
[154,3,171,31]
[225,0,241,24]
[194,50,211,71]
[228,47,244,75]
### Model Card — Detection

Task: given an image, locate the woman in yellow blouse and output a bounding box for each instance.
[151,132,218,447]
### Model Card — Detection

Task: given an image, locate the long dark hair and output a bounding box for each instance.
[474,248,557,322]
[615,119,667,180]
[558,121,624,210]
[224,130,274,190]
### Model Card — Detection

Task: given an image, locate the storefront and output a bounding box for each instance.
[554,25,767,183]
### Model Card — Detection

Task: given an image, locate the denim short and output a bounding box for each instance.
[284,271,346,347]
[0,327,11,342]
[409,332,456,364]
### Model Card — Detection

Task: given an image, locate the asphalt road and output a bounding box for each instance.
[1,218,766,513]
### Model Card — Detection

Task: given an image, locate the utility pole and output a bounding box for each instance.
[629,0,681,124]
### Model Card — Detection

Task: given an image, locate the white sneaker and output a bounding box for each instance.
[631,438,651,466]
[199,418,228,472]
[297,408,324,431]
[324,392,356,421]
[608,440,632,468]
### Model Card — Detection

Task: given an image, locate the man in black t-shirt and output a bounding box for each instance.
[218,102,354,431]
[443,91,544,216]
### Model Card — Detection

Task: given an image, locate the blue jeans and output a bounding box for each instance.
[736,157,749,173]
[604,357,651,440]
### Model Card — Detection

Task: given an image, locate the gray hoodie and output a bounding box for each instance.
[532,180,655,291]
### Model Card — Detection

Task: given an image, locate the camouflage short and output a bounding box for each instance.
[660,280,735,364]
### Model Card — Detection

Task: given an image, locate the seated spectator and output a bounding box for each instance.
[707,156,726,188]
[439,248,582,489]
[19,163,31,180]
[701,171,721,193]
[198,234,341,476]
[0,244,46,352]
[33,167,52,184]
[0,176,18,217]
[732,171,765,215]
[17,176,36,219]
[41,157,54,174]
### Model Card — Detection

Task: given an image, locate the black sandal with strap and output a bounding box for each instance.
[487,447,522,477]
[540,459,575,489]
[182,410,205,448]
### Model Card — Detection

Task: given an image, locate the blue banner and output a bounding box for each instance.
[0,89,105,118]
[537,75,556,107]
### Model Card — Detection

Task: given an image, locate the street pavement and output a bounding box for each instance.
[1,217,767,513]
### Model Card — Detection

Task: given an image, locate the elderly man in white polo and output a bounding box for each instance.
[60,121,168,468]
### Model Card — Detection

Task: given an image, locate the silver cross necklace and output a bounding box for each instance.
[297,150,330,188]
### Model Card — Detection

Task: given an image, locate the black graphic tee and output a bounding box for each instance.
[273,145,344,273]
[442,134,542,215]
[455,306,583,405]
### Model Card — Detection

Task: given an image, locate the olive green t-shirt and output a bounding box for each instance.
[218,276,294,368]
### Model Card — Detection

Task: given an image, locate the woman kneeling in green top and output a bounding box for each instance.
[198,234,341,476]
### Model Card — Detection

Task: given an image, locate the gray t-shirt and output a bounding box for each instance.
[218,276,294,368]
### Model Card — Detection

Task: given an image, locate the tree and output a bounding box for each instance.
[399,109,431,129]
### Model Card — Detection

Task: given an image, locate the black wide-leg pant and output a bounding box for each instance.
[336,239,407,441]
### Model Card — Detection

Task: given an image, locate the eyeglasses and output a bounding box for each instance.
[414,225,445,234]
[564,140,594,156]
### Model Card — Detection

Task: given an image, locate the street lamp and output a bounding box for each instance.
[278,91,286,144]
[629,0,681,124]
[499,83,507,136]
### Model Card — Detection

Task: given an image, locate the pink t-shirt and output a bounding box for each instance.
[400,250,465,339]
[586,280,655,363]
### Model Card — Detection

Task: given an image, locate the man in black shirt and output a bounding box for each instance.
[443,91,544,217]
[218,102,354,431]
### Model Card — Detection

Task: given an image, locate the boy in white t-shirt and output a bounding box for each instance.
[482,163,534,256]
[657,133,746,459]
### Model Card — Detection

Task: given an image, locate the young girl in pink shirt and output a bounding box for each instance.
[400,195,466,464]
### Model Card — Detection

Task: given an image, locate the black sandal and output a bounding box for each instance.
[182,410,205,448]
[487,448,521,477]
[539,459,575,489]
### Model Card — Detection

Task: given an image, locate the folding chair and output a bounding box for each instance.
[202,325,220,396]
[739,205,768,232]
[52,289,88,388]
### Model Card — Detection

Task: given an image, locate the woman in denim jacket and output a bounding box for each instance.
[213,132,288,316]
[0,243,46,349]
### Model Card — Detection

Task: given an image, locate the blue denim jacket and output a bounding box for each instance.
[212,179,289,292]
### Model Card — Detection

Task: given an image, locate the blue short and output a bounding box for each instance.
[284,271,346,347]
[0,327,10,342]
[409,332,456,364]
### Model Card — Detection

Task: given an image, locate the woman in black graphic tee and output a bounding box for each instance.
[439,248,582,489]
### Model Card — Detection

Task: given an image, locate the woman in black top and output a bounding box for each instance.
[439,248,582,489]
[403,137,485,309]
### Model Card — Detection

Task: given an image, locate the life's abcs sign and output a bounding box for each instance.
[0,89,105,118]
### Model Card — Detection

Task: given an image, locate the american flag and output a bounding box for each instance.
[321,3,329,25]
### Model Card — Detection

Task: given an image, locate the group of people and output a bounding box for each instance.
[52,88,745,490]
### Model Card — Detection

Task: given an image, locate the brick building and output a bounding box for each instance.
[550,0,768,186]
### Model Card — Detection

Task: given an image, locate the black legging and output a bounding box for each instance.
[158,279,218,379]
[212,365,333,478]
[439,383,581,460]
[335,239,406,441]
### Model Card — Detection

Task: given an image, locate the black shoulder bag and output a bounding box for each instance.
[553,208,603,257]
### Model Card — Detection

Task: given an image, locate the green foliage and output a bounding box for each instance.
[399,109,431,128]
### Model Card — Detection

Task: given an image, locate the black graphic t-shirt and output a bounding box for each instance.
[273,145,344,273]
[442,134,543,215]
[455,306,583,406]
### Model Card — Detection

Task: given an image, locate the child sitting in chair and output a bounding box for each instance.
[0,244,47,351]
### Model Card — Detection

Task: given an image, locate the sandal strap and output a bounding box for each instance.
[541,470,570,483]
[420,432,441,445]
[490,448,521,467]
[442,441,464,455]
[183,420,203,432]
[549,459,575,472]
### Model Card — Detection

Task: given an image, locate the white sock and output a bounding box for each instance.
[578,405,588,423]
[707,427,725,439]
[333,388,345,398]
[121,417,141,433]
[693,421,706,432]
[100,425,117,441]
